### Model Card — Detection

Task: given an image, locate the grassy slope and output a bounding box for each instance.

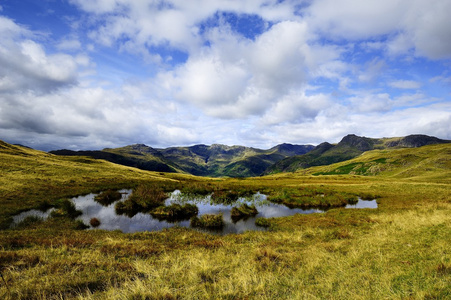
[0,141,181,228]
[1,141,451,299]
[308,143,451,183]
[266,135,450,174]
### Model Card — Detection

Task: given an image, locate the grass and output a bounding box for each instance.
[94,190,123,206]
[190,214,225,229]
[1,141,451,299]
[150,203,199,221]
[231,203,258,221]
[255,217,271,228]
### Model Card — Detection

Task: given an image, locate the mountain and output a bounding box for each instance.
[50,143,314,177]
[264,134,450,174]
[50,145,177,173]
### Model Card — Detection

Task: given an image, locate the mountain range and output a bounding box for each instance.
[263,134,450,174]
[50,143,314,177]
[48,134,450,177]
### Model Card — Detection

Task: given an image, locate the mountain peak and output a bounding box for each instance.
[338,134,374,151]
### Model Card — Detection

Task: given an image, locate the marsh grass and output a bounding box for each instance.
[150,203,199,221]
[255,217,271,228]
[190,214,224,228]
[267,187,358,208]
[94,190,122,206]
[231,203,258,222]
[1,141,451,299]
[115,184,170,216]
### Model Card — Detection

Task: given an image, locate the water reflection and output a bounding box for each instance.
[12,208,55,226]
[12,190,377,234]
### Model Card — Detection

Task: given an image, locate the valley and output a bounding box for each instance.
[0,137,450,299]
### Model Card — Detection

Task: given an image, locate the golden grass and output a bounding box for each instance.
[1,141,450,299]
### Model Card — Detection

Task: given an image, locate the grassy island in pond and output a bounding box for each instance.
[0,141,450,299]
[190,214,225,228]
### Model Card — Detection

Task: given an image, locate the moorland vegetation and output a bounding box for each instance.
[0,138,450,299]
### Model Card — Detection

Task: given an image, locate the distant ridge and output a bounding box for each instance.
[48,134,449,177]
[51,143,314,177]
[264,134,450,174]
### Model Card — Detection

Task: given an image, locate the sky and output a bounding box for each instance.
[0,0,450,151]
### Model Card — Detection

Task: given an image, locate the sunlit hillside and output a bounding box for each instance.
[305,143,451,182]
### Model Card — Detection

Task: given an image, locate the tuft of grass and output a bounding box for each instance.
[94,190,122,206]
[190,214,224,228]
[150,203,198,221]
[50,199,82,219]
[115,184,169,216]
[231,203,258,221]
[255,217,271,228]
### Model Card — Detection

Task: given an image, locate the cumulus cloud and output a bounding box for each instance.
[167,20,321,119]
[306,0,451,59]
[0,17,80,93]
[1,1,450,151]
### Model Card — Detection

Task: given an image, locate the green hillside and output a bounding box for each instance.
[265,134,450,174]
[52,143,314,177]
[0,141,176,229]
[1,139,451,299]
[308,143,451,182]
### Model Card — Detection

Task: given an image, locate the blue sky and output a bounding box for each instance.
[0,0,450,150]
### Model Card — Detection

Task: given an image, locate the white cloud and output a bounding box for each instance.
[166,20,319,119]
[0,17,83,93]
[389,80,422,90]
[262,91,331,125]
[305,0,406,40]
[304,0,451,59]
[1,1,451,151]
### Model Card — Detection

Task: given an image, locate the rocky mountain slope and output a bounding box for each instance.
[264,134,450,174]
[51,143,314,177]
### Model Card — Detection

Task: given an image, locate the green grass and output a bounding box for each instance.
[1,141,451,299]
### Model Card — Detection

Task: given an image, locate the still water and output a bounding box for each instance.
[12,190,377,234]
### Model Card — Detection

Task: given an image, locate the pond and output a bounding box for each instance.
[12,189,377,234]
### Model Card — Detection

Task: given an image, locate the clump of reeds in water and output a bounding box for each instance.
[115,184,168,217]
[50,199,82,219]
[94,190,122,206]
[190,214,224,228]
[231,204,258,217]
[150,203,198,222]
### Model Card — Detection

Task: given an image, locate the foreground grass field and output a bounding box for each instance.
[1,141,450,299]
